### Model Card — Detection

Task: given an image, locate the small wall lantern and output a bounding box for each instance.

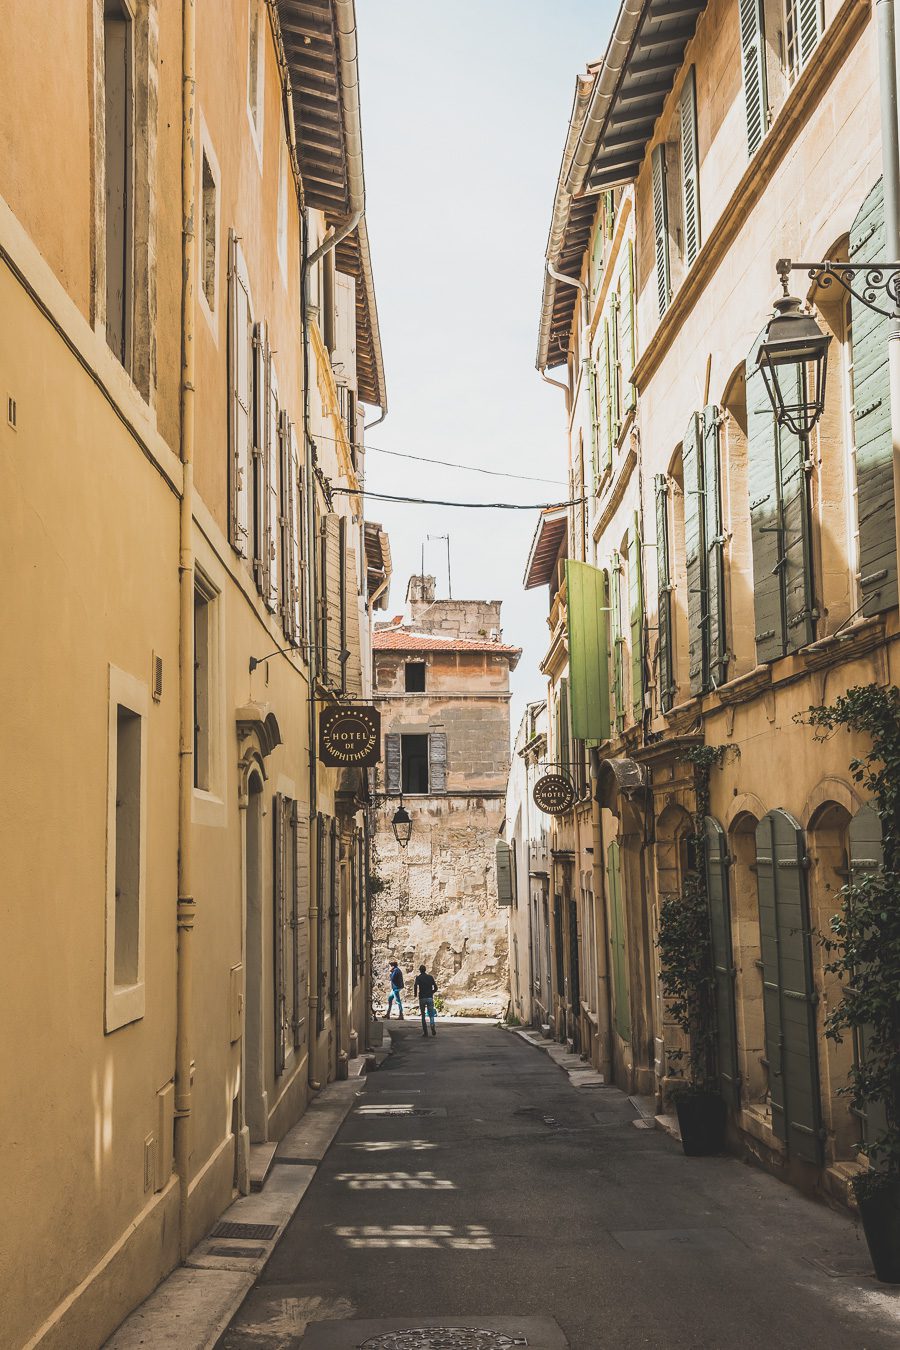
[391,803,412,848]
[755,259,832,436]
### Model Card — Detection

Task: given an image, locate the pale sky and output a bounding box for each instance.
[356,0,615,735]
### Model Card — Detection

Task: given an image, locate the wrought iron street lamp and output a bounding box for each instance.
[755,260,831,436]
[391,802,412,848]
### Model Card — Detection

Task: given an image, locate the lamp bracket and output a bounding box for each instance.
[780,257,900,319]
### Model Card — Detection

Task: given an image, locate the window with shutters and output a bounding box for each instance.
[193,574,217,792]
[228,233,252,557]
[610,549,626,733]
[842,296,862,611]
[265,354,280,613]
[280,417,302,646]
[250,321,267,589]
[739,0,769,157]
[401,734,429,794]
[679,67,701,270]
[784,0,824,83]
[590,212,605,305]
[628,518,644,722]
[105,666,148,1032]
[651,143,672,317]
[655,474,675,714]
[291,802,309,1048]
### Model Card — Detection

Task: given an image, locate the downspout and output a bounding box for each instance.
[301,205,322,1091]
[590,751,613,1081]
[174,0,197,1258]
[874,0,900,599]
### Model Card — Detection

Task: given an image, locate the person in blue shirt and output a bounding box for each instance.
[386,960,405,1019]
[414,965,438,1037]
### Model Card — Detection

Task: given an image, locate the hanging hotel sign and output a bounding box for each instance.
[319,704,381,768]
[532,772,576,816]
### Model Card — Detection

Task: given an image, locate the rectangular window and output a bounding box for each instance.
[405,661,426,692]
[105,666,148,1032]
[401,734,430,794]
[104,0,134,366]
[193,577,216,791]
[202,152,216,311]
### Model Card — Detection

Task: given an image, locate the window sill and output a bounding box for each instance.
[105,982,145,1034]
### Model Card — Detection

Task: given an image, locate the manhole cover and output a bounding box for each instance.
[210,1221,278,1241]
[359,1333,527,1349]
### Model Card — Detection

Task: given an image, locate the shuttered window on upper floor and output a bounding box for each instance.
[651,143,672,318]
[228,231,252,557]
[739,0,769,157]
[655,474,675,714]
[610,549,625,734]
[628,516,644,723]
[786,0,824,84]
[680,67,701,270]
[849,179,898,615]
[683,407,728,695]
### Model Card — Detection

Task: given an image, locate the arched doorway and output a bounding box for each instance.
[755,809,822,1163]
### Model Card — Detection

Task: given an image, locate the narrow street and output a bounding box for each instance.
[220,1025,900,1350]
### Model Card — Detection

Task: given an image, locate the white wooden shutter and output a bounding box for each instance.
[333,271,357,389]
[680,66,701,269]
[739,0,768,157]
[651,144,671,317]
[265,355,280,613]
[228,232,251,556]
[251,320,267,590]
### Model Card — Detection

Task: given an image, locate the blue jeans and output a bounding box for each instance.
[420,997,436,1030]
[387,985,403,1016]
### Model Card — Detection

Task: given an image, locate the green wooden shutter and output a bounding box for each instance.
[755,812,786,1140]
[746,355,785,662]
[776,366,816,651]
[565,560,611,741]
[850,179,898,614]
[607,840,631,1041]
[683,411,706,693]
[703,406,728,685]
[591,211,605,303]
[848,804,888,1150]
[589,360,599,486]
[680,66,701,268]
[628,516,644,722]
[623,240,636,413]
[739,0,768,157]
[610,295,621,442]
[651,143,671,317]
[610,552,624,732]
[600,321,612,470]
[604,189,615,239]
[757,810,823,1162]
[655,474,674,713]
[706,817,740,1105]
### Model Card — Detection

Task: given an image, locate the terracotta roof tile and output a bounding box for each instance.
[373,628,521,662]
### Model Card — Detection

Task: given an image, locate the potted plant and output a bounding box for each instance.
[657,873,726,1156]
[804,686,900,1283]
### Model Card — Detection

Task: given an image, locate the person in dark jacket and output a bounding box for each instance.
[386,960,405,1019]
[414,965,438,1037]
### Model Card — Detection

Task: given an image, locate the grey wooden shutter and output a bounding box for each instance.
[227,232,251,556]
[272,793,286,1076]
[291,803,309,1049]
[329,821,339,1012]
[607,841,631,1041]
[848,804,888,1148]
[385,732,401,794]
[265,354,280,613]
[569,898,581,1012]
[428,731,447,793]
[850,179,898,614]
[798,0,823,68]
[496,840,514,906]
[739,0,768,157]
[628,517,644,722]
[757,810,823,1162]
[319,514,342,685]
[703,406,728,685]
[683,411,706,693]
[251,320,267,592]
[777,366,816,651]
[705,817,740,1105]
[558,678,571,771]
[680,66,701,268]
[655,474,674,713]
[746,355,785,662]
[755,812,786,1141]
[651,143,671,317]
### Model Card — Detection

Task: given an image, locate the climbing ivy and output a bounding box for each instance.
[801,686,900,1192]
[656,745,726,1095]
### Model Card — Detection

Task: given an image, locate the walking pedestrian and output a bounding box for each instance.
[414,964,438,1037]
[385,960,405,1019]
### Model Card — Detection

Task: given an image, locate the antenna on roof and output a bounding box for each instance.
[428,533,452,598]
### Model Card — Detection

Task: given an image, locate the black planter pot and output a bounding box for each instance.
[858,1177,900,1284]
[674,1091,727,1157]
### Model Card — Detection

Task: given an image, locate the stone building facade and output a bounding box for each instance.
[0,3,389,1344]
[515,0,899,1209]
[372,578,520,1015]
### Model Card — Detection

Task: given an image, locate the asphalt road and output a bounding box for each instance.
[220,1022,900,1349]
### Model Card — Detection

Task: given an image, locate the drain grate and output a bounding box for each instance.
[206,1244,266,1259]
[356,1106,446,1117]
[360,1332,527,1349]
[210,1221,278,1241]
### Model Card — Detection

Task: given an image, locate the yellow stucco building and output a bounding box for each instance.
[0,2,390,1345]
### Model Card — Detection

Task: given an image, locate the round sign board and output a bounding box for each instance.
[319,704,381,768]
[532,772,576,816]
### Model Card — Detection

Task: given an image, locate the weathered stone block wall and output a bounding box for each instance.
[373,796,509,1016]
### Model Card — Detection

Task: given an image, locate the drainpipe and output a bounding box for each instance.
[875,0,900,592]
[174,0,197,1259]
[590,751,613,1081]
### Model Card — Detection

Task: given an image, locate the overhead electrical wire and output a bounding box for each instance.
[312,427,566,486]
[331,487,585,511]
